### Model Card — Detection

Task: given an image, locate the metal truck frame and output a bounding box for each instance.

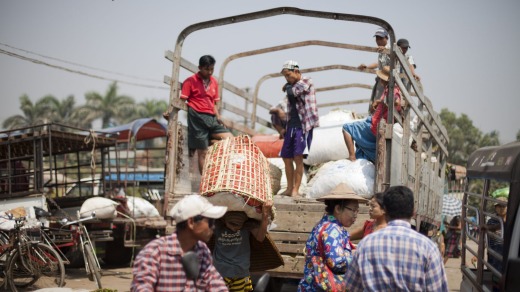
[163,6,449,282]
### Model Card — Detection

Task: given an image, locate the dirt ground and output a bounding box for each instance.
[30,256,464,292]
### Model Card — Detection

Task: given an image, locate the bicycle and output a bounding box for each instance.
[59,211,103,289]
[0,216,65,291]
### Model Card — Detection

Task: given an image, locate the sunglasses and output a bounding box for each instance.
[193,215,215,228]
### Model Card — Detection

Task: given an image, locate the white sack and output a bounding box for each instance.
[206,192,263,220]
[126,196,160,218]
[304,109,356,165]
[305,159,375,199]
[268,158,307,196]
[80,197,118,219]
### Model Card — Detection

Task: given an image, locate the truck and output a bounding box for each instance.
[162,6,449,288]
[460,142,520,292]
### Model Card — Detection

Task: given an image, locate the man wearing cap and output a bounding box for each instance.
[279,60,319,198]
[131,195,228,292]
[345,186,448,292]
[298,183,368,291]
[180,55,234,175]
[342,66,401,163]
[358,28,391,112]
[485,196,508,273]
[396,38,421,84]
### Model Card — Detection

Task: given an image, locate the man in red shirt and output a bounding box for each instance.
[180,55,233,174]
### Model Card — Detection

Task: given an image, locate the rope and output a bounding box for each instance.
[84,130,98,169]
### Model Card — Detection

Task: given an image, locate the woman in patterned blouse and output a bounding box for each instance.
[298,183,368,291]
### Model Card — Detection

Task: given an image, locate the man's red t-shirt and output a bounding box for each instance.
[180,73,219,115]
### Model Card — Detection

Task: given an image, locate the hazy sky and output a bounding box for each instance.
[1,0,519,143]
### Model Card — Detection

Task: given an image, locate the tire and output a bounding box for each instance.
[0,231,10,289]
[84,242,102,289]
[8,242,65,291]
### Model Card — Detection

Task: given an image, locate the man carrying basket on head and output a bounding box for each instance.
[212,200,273,291]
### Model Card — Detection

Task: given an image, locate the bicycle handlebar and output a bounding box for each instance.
[61,212,96,227]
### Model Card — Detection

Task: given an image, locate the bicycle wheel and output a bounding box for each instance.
[8,242,65,291]
[84,242,102,289]
[0,231,9,290]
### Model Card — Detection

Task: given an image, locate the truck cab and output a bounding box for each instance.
[460,141,520,292]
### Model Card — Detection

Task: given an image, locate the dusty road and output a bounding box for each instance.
[44,256,464,292]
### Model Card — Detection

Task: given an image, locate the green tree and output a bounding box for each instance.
[2,94,53,129]
[440,108,500,165]
[82,82,135,128]
[135,99,168,120]
[41,95,93,129]
[517,130,520,141]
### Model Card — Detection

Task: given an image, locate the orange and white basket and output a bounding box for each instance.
[200,135,272,216]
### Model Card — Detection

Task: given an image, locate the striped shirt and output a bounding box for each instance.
[345,220,448,292]
[131,233,228,292]
[286,76,319,133]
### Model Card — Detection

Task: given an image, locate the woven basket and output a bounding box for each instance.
[200,135,273,207]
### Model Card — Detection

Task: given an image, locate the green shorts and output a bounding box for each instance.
[187,107,230,150]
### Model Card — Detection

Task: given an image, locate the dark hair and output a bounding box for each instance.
[383,186,414,220]
[324,199,356,214]
[450,215,461,227]
[372,192,385,209]
[199,55,216,67]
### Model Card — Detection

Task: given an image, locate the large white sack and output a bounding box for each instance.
[80,197,118,219]
[126,196,160,218]
[304,109,356,166]
[206,192,263,220]
[268,158,307,196]
[305,159,375,199]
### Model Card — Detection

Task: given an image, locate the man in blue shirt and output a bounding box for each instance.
[345,185,448,291]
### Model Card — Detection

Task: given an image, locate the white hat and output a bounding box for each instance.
[169,195,227,223]
[281,60,299,71]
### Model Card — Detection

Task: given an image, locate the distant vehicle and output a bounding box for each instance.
[460,141,520,292]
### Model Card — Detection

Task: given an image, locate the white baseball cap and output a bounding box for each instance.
[281,60,299,72]
[169,194,227,223]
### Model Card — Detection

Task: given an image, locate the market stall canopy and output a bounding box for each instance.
[99,118,167,142]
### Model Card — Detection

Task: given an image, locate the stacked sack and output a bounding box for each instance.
[200,135,274,220]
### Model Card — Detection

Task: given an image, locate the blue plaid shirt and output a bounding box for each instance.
[345,220,448,292]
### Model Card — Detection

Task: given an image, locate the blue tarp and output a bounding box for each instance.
[104,172,164,182]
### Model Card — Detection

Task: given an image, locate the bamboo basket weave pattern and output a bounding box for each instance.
[200,135,272,207]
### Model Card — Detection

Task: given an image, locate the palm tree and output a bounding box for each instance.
[136,99,168,120]
[40,95,93,129]
[2,94,53,129]
[81,82,135,128]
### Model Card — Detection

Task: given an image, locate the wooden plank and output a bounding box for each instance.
[269,231,308,243]
[271,210,324,233]
[275,243,306,255]
[268,255,305,278]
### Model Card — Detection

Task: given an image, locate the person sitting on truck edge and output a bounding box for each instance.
[180,55,234,175]
[212,200,273,292]
[342,65,402,163]
[298,183,367,291]
[358,28,391,112]
[131,195,228,292]
[349,192,387,242]
[279,60,319,198]
[345,185,448,292]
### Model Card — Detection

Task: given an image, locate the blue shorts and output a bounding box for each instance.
[342,117,376,162]
[280,128,313,158]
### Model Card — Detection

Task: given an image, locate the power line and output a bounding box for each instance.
[0,47,169,90]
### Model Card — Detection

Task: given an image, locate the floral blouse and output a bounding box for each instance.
[298,214,353,291]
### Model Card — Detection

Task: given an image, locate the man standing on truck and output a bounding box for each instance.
[131,195,228,292]
[180,55,234,174]
[279,60,319,198]
[345,185,448,291]
[358,28,391,112]
[342,66,401,163]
